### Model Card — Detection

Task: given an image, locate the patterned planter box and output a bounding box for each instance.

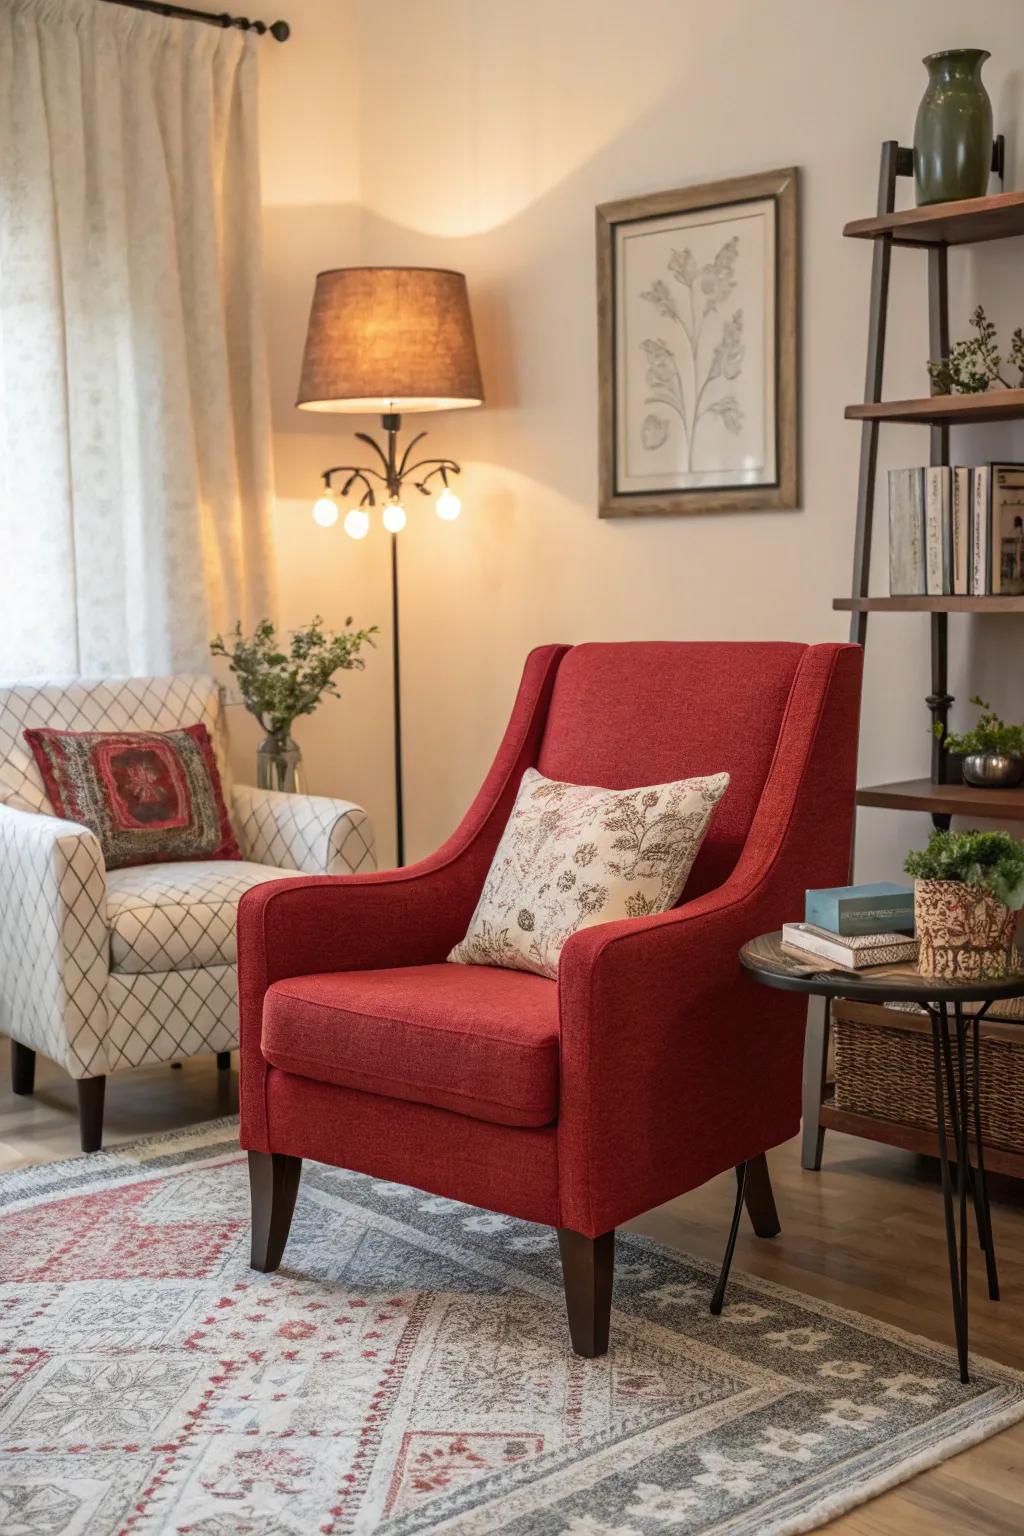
[914,878,1018,980]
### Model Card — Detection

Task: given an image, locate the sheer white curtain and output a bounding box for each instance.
[0,0,276,678]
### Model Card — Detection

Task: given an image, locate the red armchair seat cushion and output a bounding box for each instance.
[261,963,559,1128]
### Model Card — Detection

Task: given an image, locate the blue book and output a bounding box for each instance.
[805,881,915,937]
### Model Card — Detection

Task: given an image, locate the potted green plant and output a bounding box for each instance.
[926,305,1024,395]
[211,616,376,792]
[904,828,1024,980]
[934,696,1024,788]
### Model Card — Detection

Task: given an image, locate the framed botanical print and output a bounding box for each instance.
[597,167,798,517]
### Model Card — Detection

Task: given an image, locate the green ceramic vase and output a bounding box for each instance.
[914,48,993,206]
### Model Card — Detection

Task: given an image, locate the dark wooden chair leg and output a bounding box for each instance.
[743,1151,781,1238]
[11,1040,36,1096]
[248,1150,302,1273]
[77,1077,106,1153]
[216,1051,231,1071]
[557,1227,615,1358]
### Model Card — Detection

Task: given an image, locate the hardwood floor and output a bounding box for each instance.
[3,1050,1023,1533]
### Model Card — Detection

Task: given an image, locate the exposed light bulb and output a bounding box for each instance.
[382,501,407,533]
[343,508,370,540]
[435,486,462,521]
[312,493,338,528]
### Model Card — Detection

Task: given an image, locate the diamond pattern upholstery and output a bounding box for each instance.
[0,676,375,1080]
[0,805,111,1075]
[231,785,376,875]
[105,965,240,1071]
[106,861,306,975]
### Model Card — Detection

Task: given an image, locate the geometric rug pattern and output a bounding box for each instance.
[2,1119,1023,1535]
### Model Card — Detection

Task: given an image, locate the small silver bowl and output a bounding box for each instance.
[962,751,1024,788]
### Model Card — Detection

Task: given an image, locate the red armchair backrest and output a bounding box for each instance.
[536,641,816,899]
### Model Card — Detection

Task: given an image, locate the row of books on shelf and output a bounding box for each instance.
[783,882,917,973]
[888,461,1024,597]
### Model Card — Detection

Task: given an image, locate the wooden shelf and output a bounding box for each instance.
[855,777,1024,821]
[845,389,1024,425]
[844,188,1024,248]
[834,595,1024,613]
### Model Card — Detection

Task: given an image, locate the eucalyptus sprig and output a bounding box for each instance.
[904,828,1024,911]
[933,695,1024,757]
[211,616,377,738]
[927,305,1024,395]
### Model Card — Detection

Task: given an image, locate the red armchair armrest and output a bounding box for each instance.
[238,644,566,1148]
[556,643,862,1235]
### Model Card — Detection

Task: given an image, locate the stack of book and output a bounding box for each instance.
[782,882,917,973]
[888,461,1024,596]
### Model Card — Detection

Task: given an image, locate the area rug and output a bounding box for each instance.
[2,1121,1023,1536]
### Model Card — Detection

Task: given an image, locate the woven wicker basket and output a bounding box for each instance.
[833,1005,1024,1153]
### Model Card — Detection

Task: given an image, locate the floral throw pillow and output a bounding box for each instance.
[448,766,729,980]
[23,724,241,870]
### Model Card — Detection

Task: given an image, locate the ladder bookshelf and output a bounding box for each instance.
[803,137,1024,1173]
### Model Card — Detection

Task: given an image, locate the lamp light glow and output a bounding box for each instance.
[382,501,407,533]
[312,493,339,528]
[435,486,462,521]
[343,508,370,540]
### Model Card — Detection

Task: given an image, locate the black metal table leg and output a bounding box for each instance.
[943,1002,1000,1302]
[710,1161,748,1317]
[929,1003,969,1383]
[939,1002,985,1255]
[966,1003,999,1301]
[951,1007,970,1360]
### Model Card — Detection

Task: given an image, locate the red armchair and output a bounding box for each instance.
[239,641,862,1356]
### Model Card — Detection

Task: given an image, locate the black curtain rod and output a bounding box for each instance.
[100,0,290,40]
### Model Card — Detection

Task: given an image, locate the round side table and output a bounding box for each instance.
[740,931,1024,1383]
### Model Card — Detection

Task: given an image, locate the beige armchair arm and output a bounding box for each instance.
[230,785,376,875]
[0,804,111,1077]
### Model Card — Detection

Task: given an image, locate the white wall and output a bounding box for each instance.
[256,0,1024,874]
[239,0,393,838]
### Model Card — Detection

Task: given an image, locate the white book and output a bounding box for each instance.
[781,923,918,970]
[925,466,950,595]
[971,464,991,594]
[952,466,971,595]
[888,468,926,595]
[990,462,1024,596]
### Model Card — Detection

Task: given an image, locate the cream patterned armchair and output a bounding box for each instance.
[0,676,375,1150]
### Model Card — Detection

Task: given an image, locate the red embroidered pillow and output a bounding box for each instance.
[24,724,241,869]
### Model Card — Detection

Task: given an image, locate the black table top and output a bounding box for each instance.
[740,931,1024,1006]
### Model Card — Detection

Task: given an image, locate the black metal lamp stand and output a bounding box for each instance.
[320,415,461,867]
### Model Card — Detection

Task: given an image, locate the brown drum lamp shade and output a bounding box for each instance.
[296,267,484,414]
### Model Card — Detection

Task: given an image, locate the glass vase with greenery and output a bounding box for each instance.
[211,616,376,792]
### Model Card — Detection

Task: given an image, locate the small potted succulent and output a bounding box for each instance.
[211,616,376,792]
[904,828,1024,980]
[934,696,1024,788]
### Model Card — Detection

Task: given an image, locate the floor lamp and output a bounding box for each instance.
[296,267,484,866]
